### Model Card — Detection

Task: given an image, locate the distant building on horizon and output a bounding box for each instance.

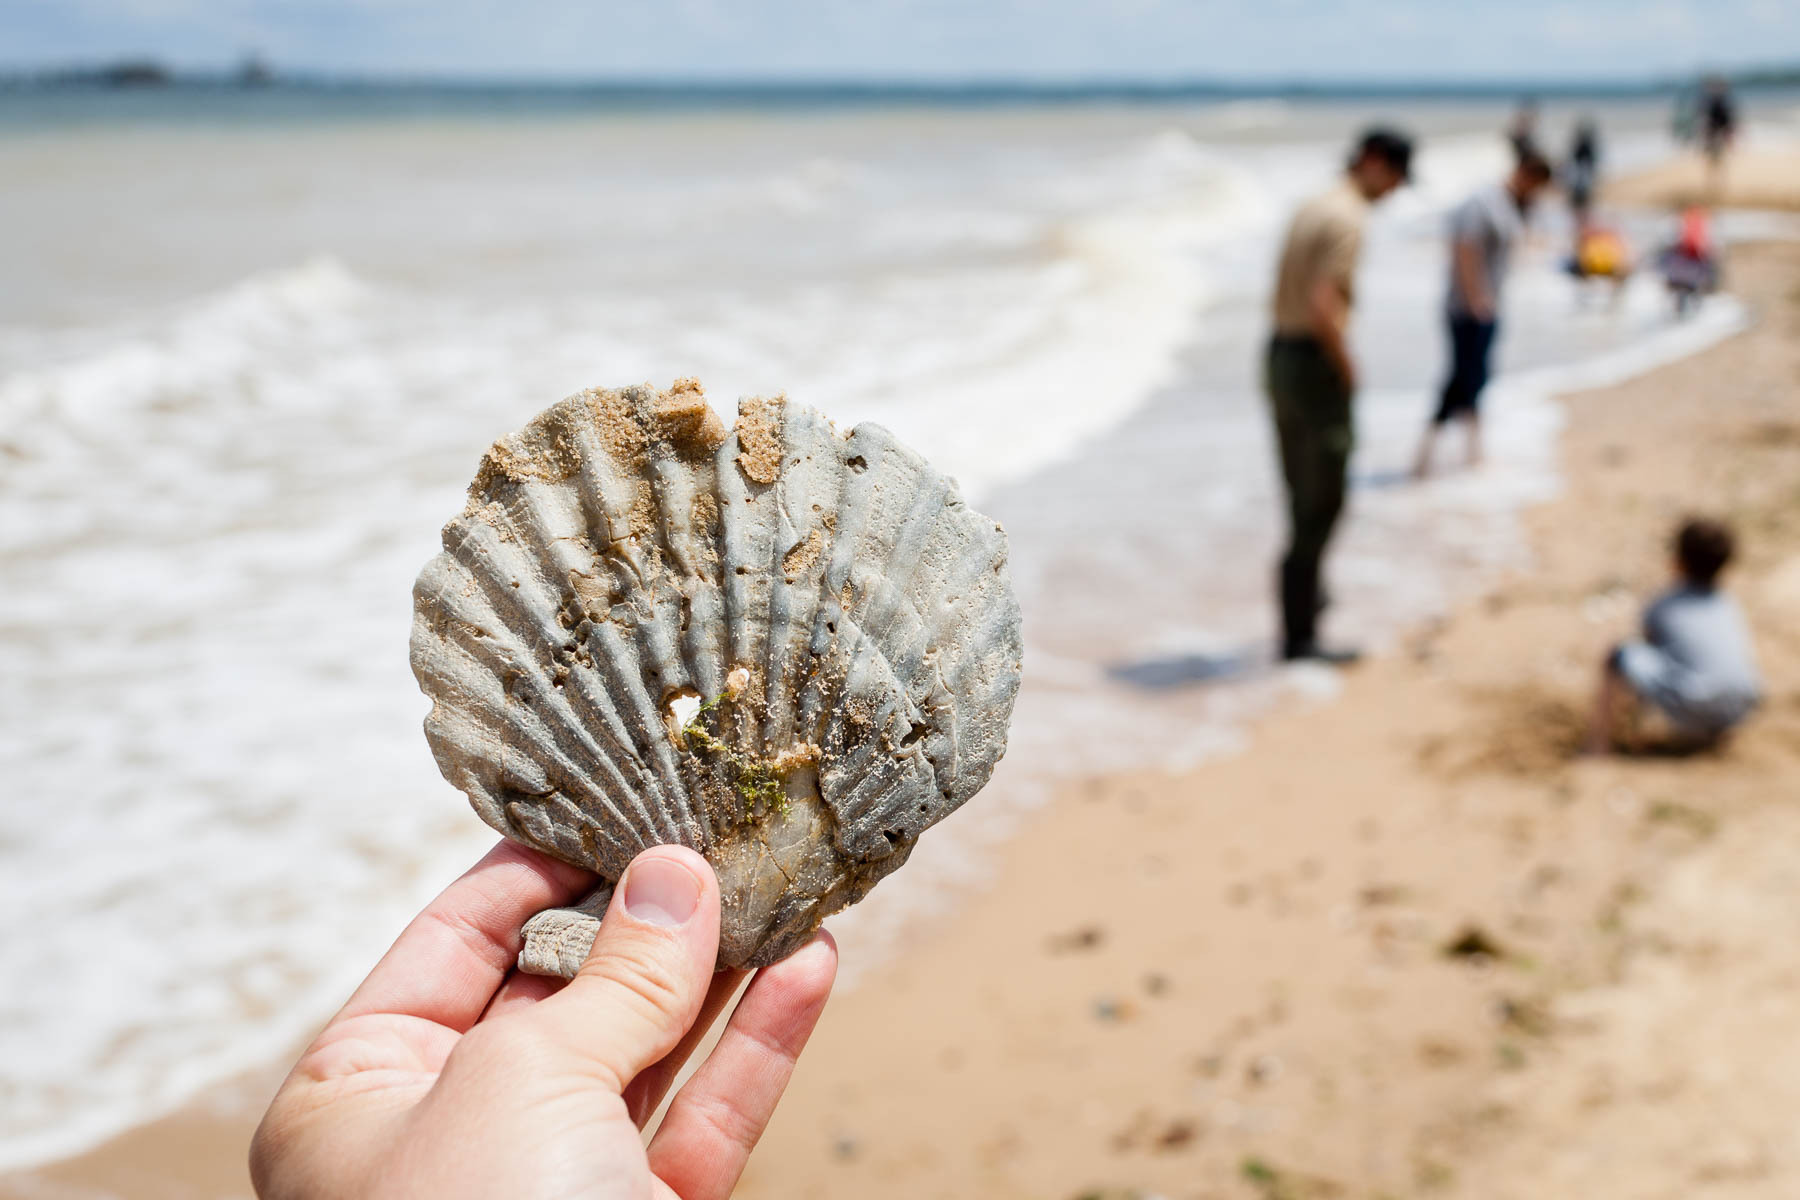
[76,59,171,88]
[236,52,273,87]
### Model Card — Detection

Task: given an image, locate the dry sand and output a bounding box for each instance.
[8,243,1800,1200]
[1606,144,1800,212]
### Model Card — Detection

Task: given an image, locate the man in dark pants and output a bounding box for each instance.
[1266,128,1413,663]
[1412,150,1554,478]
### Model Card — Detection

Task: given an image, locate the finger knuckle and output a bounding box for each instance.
[738,1015,804,1071]
[586,941,689,1024]
[419,896,511,974]
[687,1087,764,1156]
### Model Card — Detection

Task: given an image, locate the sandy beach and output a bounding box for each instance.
[1606,144,1800,211]
[733,236,1800,1199]
[8,181,1800,1199]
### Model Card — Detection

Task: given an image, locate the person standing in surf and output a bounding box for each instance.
[1265,127,1413,663]
[1412,149,1554,479]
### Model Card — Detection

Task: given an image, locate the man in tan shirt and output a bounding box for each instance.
[1266,128,1412,662]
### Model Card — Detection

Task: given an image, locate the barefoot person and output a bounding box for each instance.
[1586,517,1761,754]
[1266,127,1413,662]
[1413,150,1554,478]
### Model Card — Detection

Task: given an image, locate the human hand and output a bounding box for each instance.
[250,841,837,1200]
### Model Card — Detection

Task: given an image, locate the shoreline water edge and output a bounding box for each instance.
[1,97,1797,1190]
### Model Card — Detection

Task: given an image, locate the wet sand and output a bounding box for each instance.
[8,245,1800,1200]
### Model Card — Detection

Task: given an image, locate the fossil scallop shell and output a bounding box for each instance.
[409,380,1023,972]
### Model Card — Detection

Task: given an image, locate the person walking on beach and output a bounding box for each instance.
[1266,127,1413,663]
[1506,97,1540,162]
[1565,117,1600,231]
[1412,150,1554,479]
[1700,77,1738,198]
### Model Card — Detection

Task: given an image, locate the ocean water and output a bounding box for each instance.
[0,88,1780,1170]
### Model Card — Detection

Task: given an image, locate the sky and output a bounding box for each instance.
[6,0,1799,83]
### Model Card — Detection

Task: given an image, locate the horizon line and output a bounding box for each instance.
[4,65,1792,98]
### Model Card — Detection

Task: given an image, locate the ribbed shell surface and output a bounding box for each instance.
[409,381,1023,967]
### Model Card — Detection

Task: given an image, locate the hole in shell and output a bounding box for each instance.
[900,723,929,749]
[847,454,868,472]
[882,829,902,846]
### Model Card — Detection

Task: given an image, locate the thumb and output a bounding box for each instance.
[529,846,722,1094]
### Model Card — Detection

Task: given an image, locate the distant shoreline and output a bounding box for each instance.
[6,72,1792,133]
[6,71,1799,106]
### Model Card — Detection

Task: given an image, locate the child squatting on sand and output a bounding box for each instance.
[1585,517,1762,755]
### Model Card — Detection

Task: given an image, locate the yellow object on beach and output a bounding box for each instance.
[1579,230,1627,277]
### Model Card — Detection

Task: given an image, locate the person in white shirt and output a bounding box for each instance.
[1412,150,1554,478]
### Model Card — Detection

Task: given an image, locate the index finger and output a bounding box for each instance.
[335,839,593,1032]
[646,932,837,1200]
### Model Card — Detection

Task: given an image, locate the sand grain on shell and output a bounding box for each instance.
[782,529,825,580]
[734,395,787,486]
